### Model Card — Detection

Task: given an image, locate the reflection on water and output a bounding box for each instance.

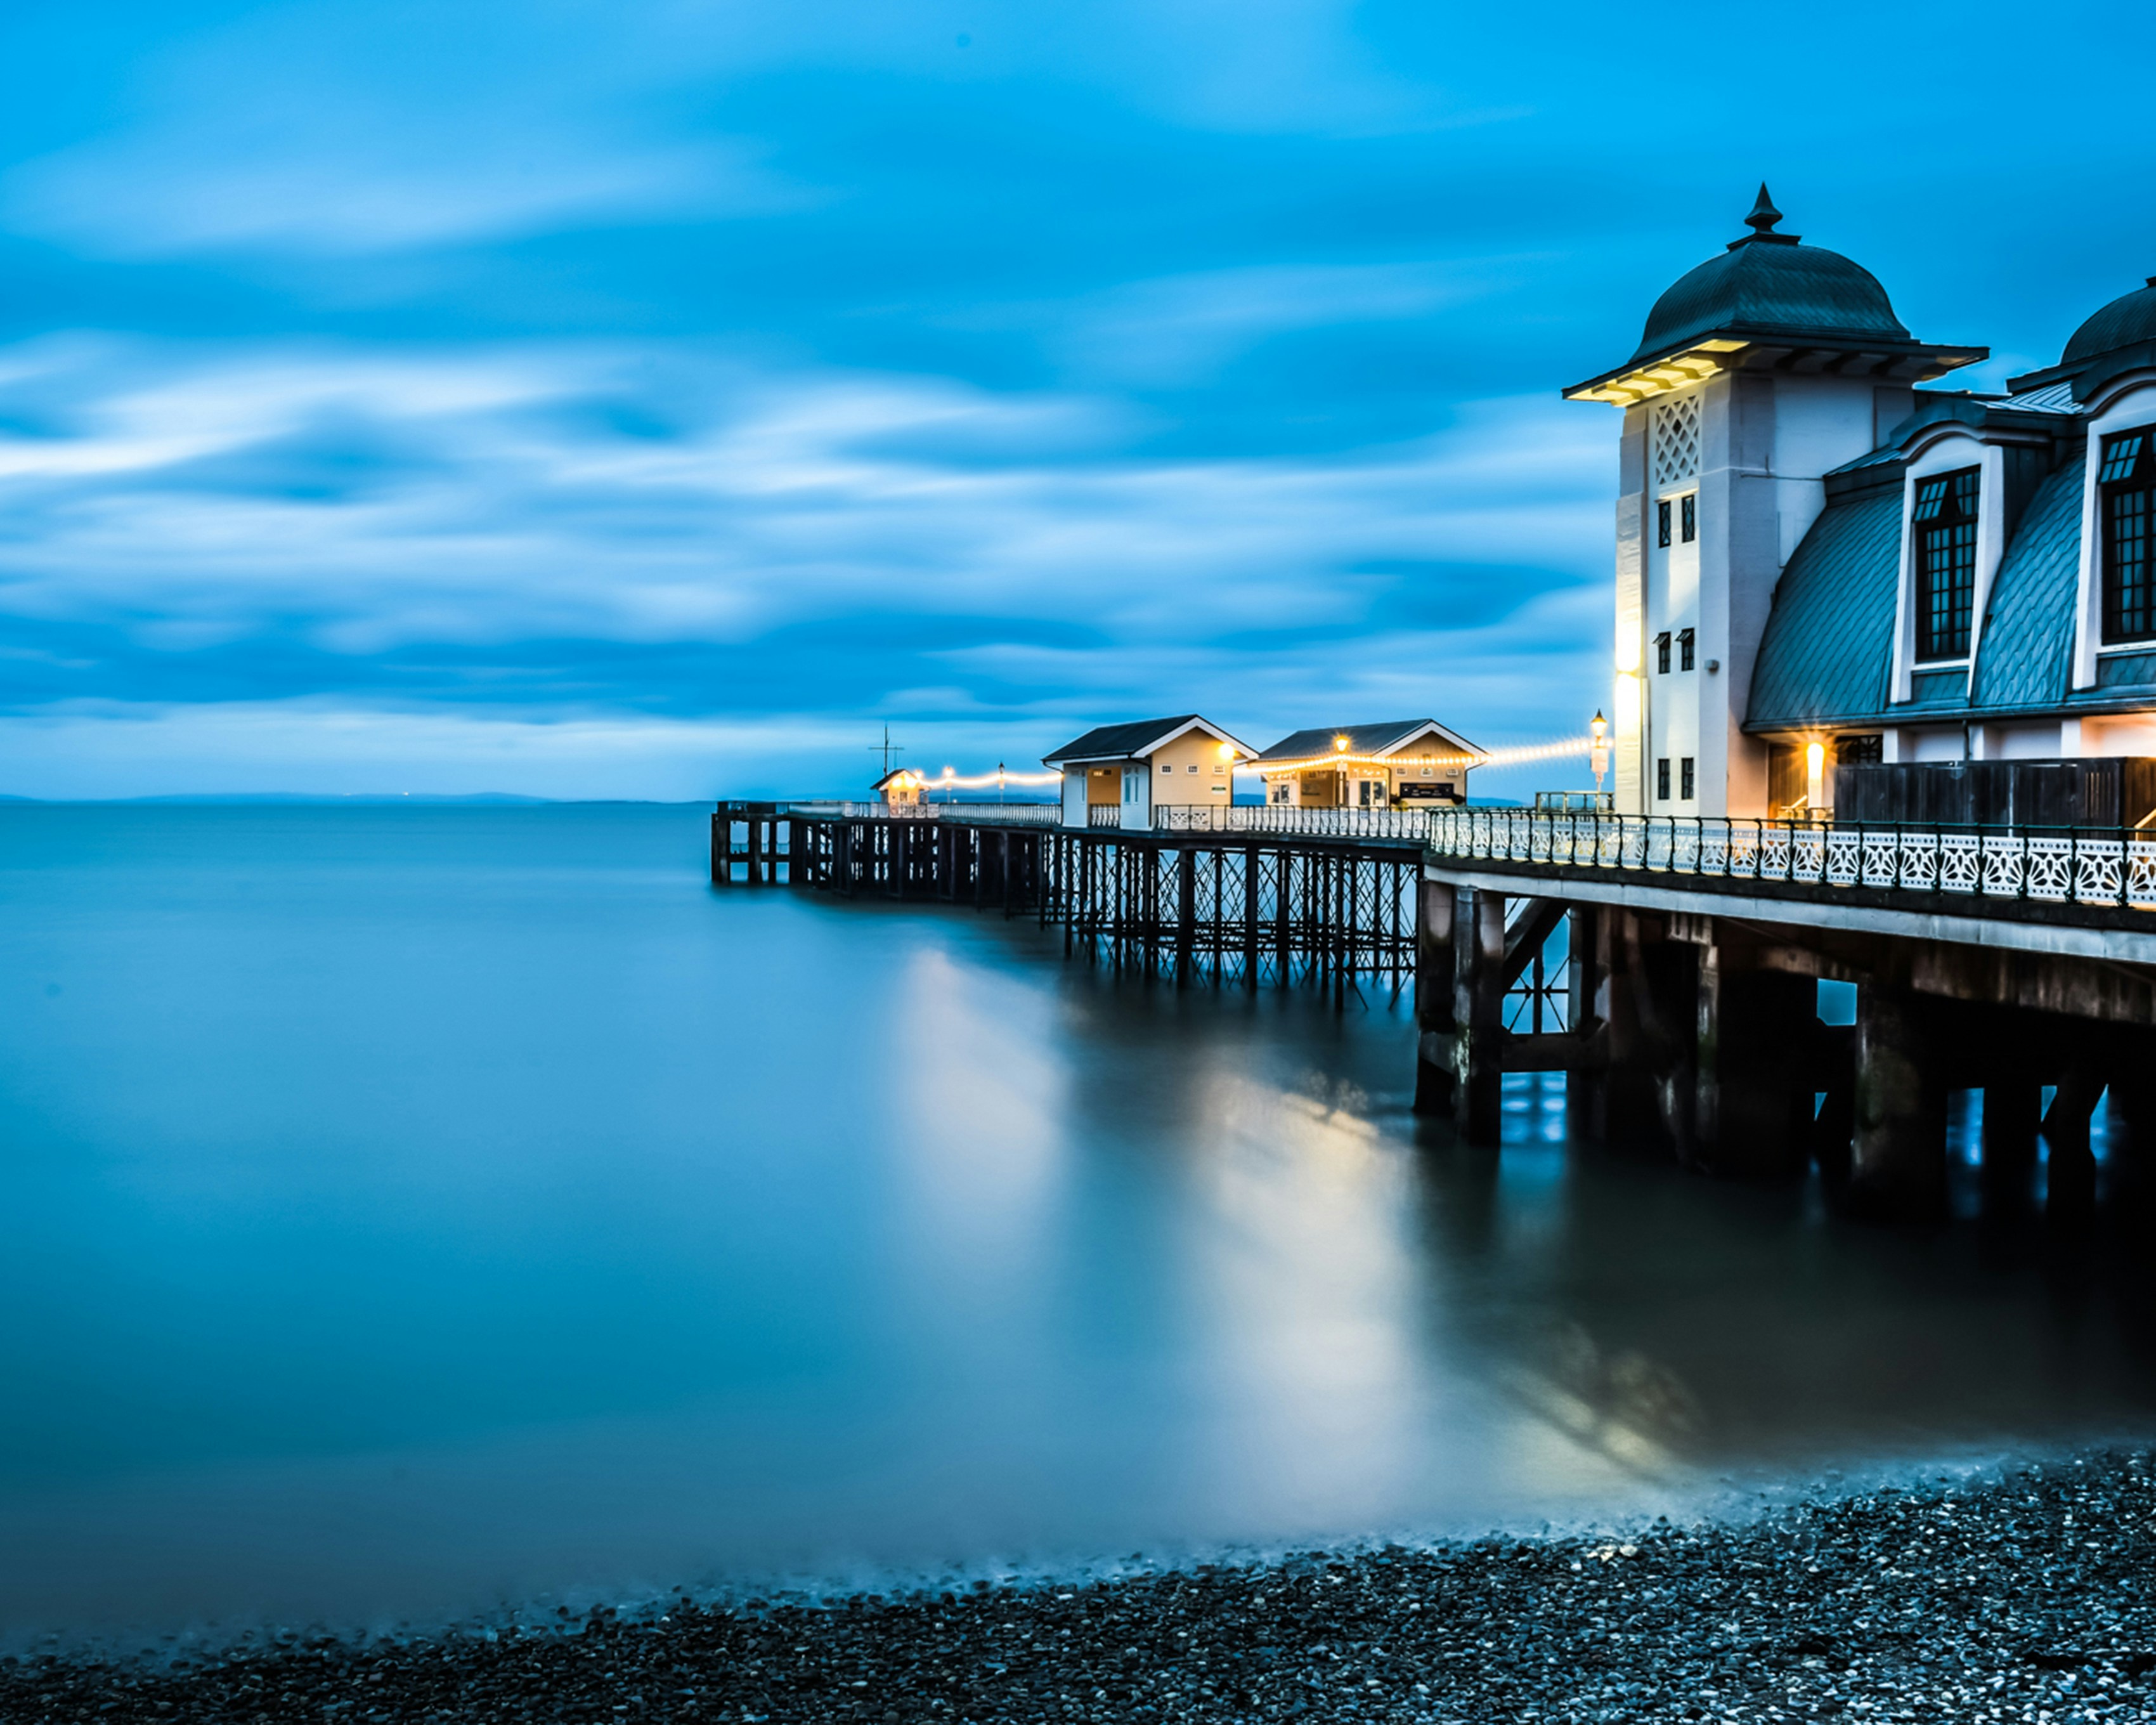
[1,804,2153,1643]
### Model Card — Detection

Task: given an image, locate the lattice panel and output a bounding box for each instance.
[1651,394,1701,489]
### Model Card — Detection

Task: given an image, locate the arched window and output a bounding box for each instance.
[2100,428,2156,645]
[1912,467,1979,661]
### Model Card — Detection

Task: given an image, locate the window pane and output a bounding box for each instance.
[1680,493,1697,544]
[1657,500,1671,547]
[2107,483,2155,643]
[1914,468,1979,660]
[2100,431,2147,486]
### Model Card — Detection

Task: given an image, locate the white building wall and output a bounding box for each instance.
[1614,368,1904,818]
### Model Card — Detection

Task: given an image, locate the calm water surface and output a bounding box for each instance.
[4,803,2155,1643]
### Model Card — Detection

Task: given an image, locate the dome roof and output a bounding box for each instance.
[1627,186,1916,365]
[2062,278,2156,370]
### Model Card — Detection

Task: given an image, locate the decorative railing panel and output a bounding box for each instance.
[1150,804,1436,840]
[1424,809,2156,914]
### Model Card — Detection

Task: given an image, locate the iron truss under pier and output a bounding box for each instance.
[713,801,1422,1000]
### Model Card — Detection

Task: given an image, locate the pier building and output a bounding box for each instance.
[1571,183,2156,817]
[1042,715,1252,829]
[1414,191,2156,1214]
[1251,720,1482,809]
[872,767,924,807]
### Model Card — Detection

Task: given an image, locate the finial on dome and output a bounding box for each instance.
[1727,183,1799,249]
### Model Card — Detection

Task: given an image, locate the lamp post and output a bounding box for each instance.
[997,761,1006,805]
[1590,710,1608,801]
[1333,733,1350,809]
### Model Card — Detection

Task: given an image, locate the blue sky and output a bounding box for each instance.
[0,0,2150,798]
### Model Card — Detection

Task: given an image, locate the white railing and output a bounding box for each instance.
[1151,804,1439,840]
[1427,808,2156,911]
[1087,805,1124,829]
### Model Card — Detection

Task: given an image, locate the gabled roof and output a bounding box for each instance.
[870,767,920,791]
[1041,715,1252,766]
[1254,719,1483,765]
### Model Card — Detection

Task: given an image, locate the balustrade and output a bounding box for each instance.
[1424,808,2156,912]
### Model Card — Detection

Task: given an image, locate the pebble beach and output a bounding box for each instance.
[7,1450,2153,1724]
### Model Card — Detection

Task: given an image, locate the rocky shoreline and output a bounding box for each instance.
[6,1452,2154,1722]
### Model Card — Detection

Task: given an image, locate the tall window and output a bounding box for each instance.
[1678,627,1695,672]
[1680,757,1696,801]
[1655,632,1671,674]
[1656,758,1670,801]
[1912,467,1979,661]
[1680,493,1697,544]
[1656,500,1672,548]
[2101,427,2156,644]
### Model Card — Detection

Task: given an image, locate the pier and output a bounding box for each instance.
[717,796,2156,1218]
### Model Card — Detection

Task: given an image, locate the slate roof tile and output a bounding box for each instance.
[1969,463,2084,708]
[1745,489,1902,729]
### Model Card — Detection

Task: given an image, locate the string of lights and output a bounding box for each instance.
[1245,735,1594,776]
[884,734,1593,793]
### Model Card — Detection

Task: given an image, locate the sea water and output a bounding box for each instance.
[2,802,2152,1644]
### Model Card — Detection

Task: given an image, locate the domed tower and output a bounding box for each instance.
[1566,188,1985,816]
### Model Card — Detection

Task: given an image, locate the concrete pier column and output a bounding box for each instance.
[1451,887,1507,1145]
[1845,987,1948,1218]
[1412,876,1457,1116]
[1564,905,1605,1138]
[1694,958,1817,1180]
[2107,1043,2156,1216]
[2042,1061,2105,1216]
[1980,1078,2042,1210]
[1595,911,1664,1147]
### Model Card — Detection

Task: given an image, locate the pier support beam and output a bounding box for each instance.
[1691,935,1817,1180]
[1981,1077,2042,1210]
[2042,1060,2105,1216]
[1443,887,1505,1144]
[1413,880,1457,1116]
[1845,987,1948,1218]
[1564,906,1607,1138]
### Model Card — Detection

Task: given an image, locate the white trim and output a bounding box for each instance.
[1370,719,1484,760]
[1042,714,1257,767]
[1892,433,1994,703]
[2077,381,2156,686]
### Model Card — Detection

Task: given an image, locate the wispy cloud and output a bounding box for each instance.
[0,336,1609,791]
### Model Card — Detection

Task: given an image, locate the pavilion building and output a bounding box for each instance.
[1042,715,1253,828]
[1250,720,1483,809]
[1562,186,2156,819]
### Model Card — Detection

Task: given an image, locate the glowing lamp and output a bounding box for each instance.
[1805,741,1825,814]
[1333,735,1350,752]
